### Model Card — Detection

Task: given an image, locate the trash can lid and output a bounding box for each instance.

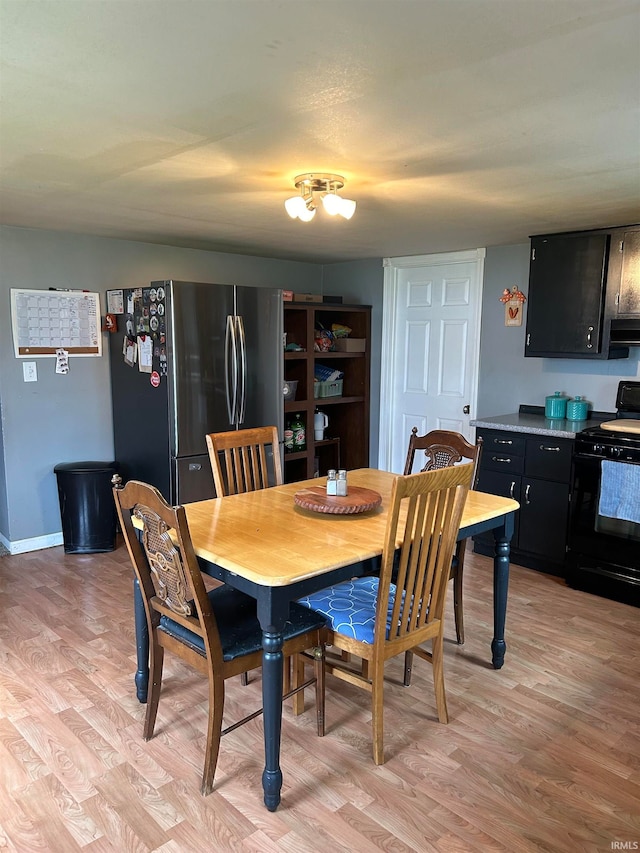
[54,461,119,473]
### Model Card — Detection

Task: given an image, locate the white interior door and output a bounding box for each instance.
[379,250,485,474]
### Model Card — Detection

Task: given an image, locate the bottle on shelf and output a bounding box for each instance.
[291,413,306,452]
[284,421,294,453]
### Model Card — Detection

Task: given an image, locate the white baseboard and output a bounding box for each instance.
[0,532,64,555]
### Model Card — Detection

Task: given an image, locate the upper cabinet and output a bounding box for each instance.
[524,225,639,359]
[609,228,640,347]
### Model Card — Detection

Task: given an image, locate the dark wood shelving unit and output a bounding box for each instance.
[283,302,371,482]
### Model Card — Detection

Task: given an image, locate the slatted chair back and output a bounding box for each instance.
[377,464,474,651]
[206,425,283,497]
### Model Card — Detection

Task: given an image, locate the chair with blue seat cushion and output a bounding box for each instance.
[404,428,483,651]
[113,478,326,796]
[297,463,473,765]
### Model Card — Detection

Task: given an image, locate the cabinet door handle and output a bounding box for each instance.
[492,456,512,463]
[539,445,560,452]
[586,326,594,349]
[524,483,531,505]
[509,481,515,499]
[495,439,513,445]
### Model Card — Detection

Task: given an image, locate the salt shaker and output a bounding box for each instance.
[337,469,348,496]
[326,469,337,496]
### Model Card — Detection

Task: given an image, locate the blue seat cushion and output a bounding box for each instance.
[159,585,326,660]
[297,576,398,645]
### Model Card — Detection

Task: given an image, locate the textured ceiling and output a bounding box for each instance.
[1,0,639,263]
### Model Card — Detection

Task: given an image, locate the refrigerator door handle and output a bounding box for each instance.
[236,315,247,425]
[225,315,237,425]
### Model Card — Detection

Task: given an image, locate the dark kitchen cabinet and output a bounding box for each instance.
[617,229,640,315]
[609,227,640,346]
[524,226,635,359]
[473,428,573,575]
[283,302,371,482]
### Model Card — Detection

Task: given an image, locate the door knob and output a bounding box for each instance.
[463,405,470,414]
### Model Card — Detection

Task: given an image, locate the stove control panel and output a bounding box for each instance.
[575,438,640,463]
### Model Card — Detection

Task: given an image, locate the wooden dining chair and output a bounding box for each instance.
[206,425,282,498]
[113,478,326,795]
[403,428,483,652]
[297,463,473,765]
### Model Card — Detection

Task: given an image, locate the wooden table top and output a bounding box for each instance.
[179,468,519,587]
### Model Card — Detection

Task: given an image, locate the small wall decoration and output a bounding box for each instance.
[499,286,527,326]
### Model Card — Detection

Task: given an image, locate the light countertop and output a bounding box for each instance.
[470,410,612,439]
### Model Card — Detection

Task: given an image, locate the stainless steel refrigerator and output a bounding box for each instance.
[108,280,283,504]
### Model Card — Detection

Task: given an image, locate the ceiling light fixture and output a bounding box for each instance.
[285,173,356,222]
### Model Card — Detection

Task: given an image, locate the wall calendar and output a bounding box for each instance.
[11,289,102,357]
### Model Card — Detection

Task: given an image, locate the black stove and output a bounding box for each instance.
[568,380,640,607]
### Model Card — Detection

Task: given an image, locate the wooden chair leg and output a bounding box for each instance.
[403,650,413,686]
[453,564,465,645]
[143,642,164,740]
[371,661,386,765]
[431,633,449,724]
[201,676,225,795]
[314,646,325,736]
[292,653,305,716]
[283,654,292,696]
[240,672,249,686]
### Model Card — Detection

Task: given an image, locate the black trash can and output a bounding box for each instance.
[54,461,119,553]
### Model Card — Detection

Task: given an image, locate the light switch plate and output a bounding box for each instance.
[23,362,37,382]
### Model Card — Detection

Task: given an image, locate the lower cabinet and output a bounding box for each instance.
[473,429,573,575]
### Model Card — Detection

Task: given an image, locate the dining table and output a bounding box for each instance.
[130,467,519,811]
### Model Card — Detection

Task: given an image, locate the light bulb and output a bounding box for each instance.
[322,192,342,216]
[285,195,307,219]
[297,205,316,222]
[339,198,356,220]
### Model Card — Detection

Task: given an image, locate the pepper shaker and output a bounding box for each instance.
[336,469,348,496]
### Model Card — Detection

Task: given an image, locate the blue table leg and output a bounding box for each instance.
[133,577,149,702]
[261,626,284,811]
[491,516,513,669]
[257,593,288,812]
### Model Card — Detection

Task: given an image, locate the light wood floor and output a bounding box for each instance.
[1,541,638,852]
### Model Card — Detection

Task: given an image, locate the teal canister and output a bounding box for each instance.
[545,391,568,419]
[566,396,589,421]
